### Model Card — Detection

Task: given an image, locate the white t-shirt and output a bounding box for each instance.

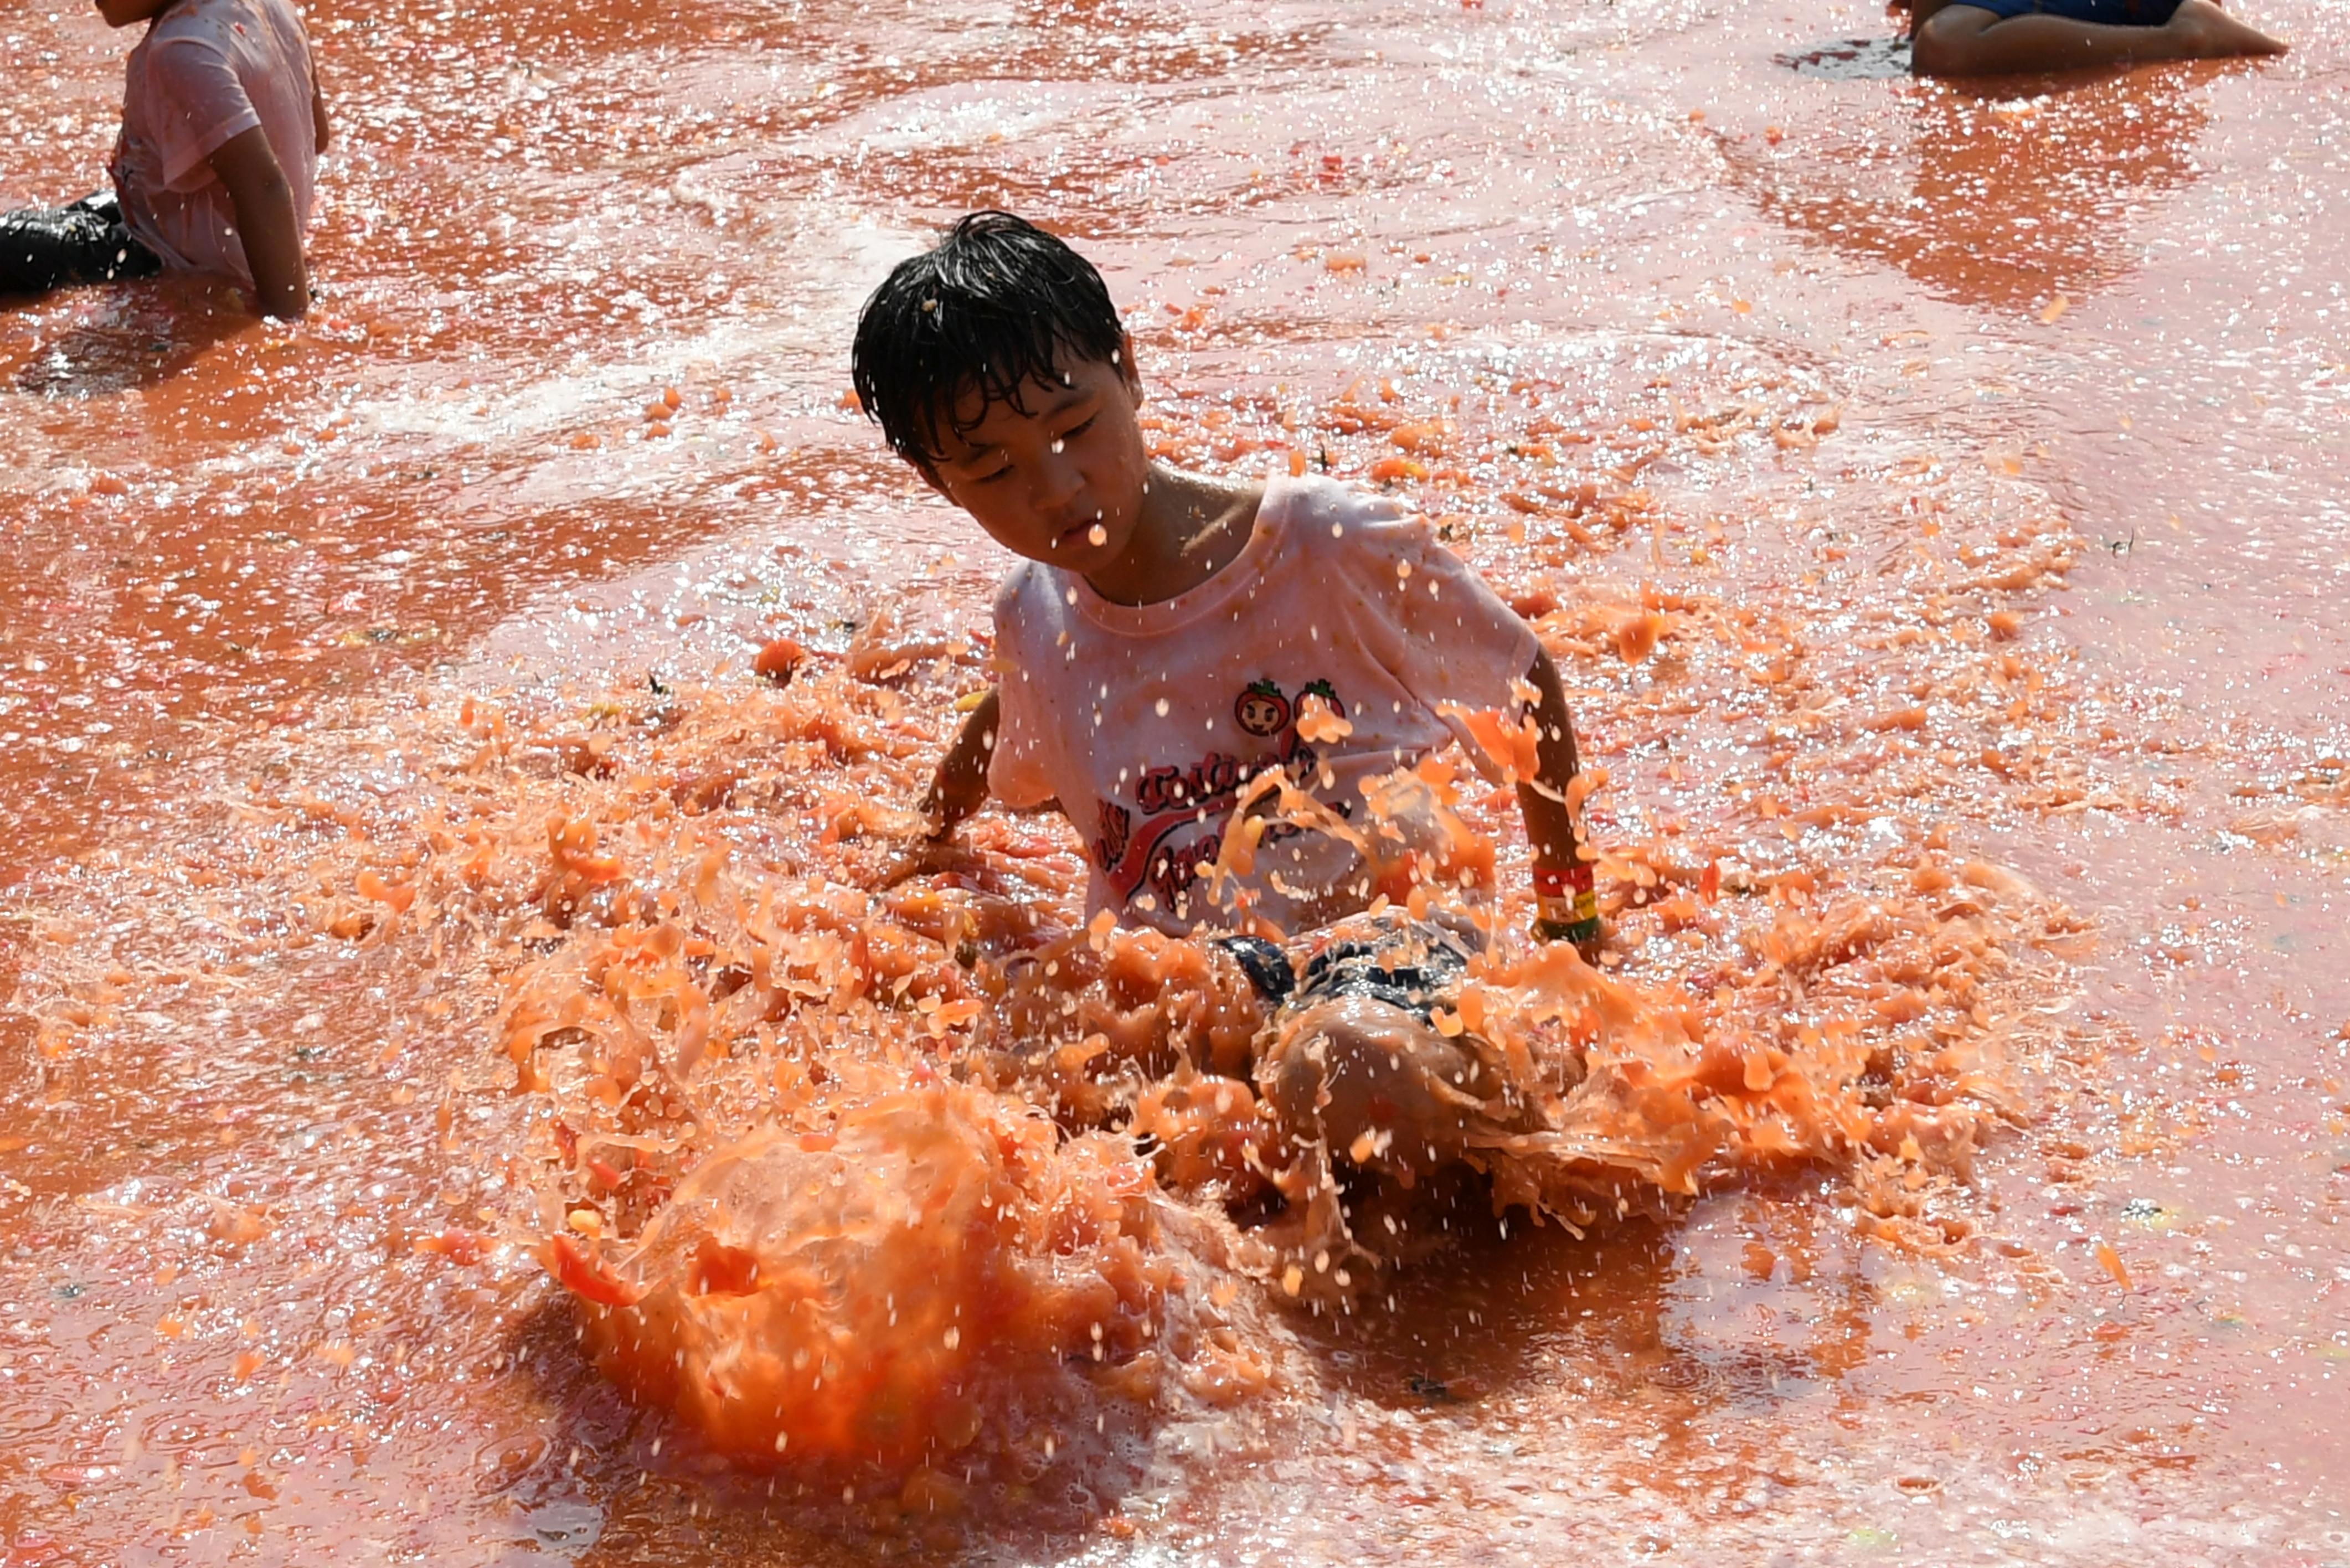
[990,474,1541,937]
[110,0,319,288]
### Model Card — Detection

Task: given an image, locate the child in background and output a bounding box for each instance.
[1909,0,2285,74]
[0,0,327,318]
[852,212,1604,1203]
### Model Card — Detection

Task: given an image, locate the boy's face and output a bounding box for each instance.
[94,0,174,26]
[921,341,1151,579]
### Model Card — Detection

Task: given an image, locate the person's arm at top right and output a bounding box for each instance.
[308,31,330,152]
[922,688,997,839]
[207,126,306,318]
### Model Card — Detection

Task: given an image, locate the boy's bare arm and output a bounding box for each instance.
[922,688,998,839]
[1513,648,1602,952]
[207,127,307,318]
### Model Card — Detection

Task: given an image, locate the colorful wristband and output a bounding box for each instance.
[1533,863,1600,944]
[1532,863,1594,899]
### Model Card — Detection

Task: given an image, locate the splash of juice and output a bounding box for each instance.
[408,653,2058,1479]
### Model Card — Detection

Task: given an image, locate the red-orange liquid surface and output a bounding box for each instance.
[3,0,2347,1561]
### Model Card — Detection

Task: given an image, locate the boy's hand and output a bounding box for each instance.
[1513,647,1602,960]
[921,689,998,839]
[206,127,307,318]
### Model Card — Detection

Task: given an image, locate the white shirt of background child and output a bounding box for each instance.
[111,0,318,288]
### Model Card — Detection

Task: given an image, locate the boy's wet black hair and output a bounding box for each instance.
[851,211,1125,472]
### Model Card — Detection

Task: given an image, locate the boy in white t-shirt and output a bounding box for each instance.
[851,212,1604,1195]
[1,0,325,318]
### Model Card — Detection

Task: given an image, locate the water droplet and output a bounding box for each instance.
[1088,524,1107,546]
